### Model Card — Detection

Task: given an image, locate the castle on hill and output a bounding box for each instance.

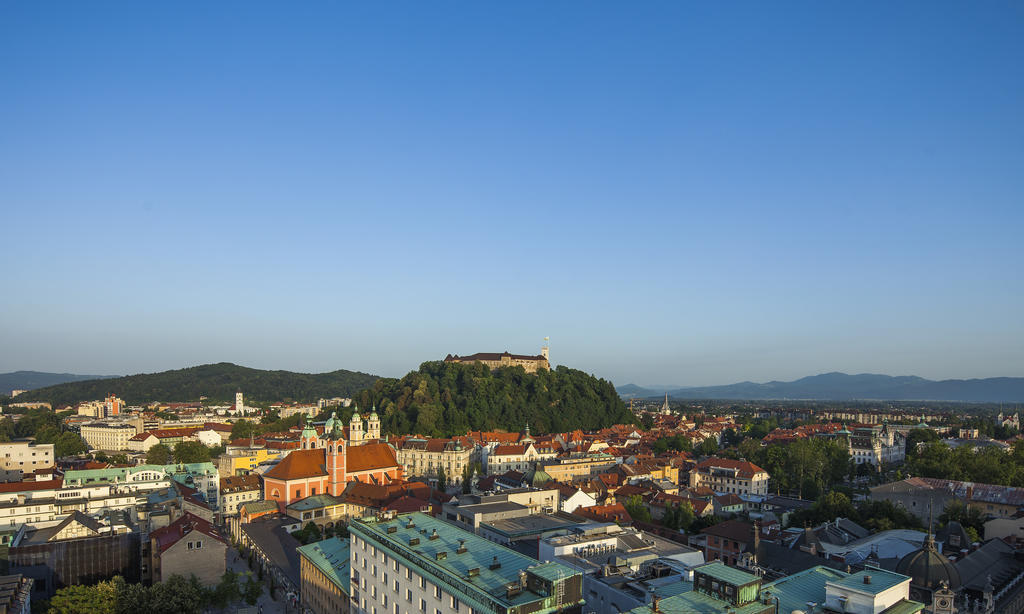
[444,345,550,373]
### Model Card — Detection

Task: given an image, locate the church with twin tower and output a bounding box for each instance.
[263,407,402,505]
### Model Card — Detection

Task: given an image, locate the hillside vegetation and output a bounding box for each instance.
[344,360,634,437]
[11,363,378,406]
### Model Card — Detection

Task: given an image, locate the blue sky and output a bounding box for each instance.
[1,2,1022,385]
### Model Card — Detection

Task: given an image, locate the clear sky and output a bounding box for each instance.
[2,2,1022,386]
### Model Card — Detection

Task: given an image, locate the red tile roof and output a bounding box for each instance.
[693,457,767,479]
[149,512,226,554]
[347,443,400,473]
[492,444,527,456]
[263,449,326,481]
[0,478,62,493]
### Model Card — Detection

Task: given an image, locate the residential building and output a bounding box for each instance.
[217,445,283,477]
[870,477,1024,522]
[487,442,548,475]
[348,511,583,614]
[0,441,54,472]
[442,488,561,532]
[700,520,756,567]
[219,474,262,517]
[80,422,139,451]
[393,436,476,485]
[298,536,350,614]
[262,412,402,506]
[627,562,774,614]
[539,523,704,614]
[536,455,618,483]
[149,512,227,587]
[689,458,769,496]
[444,345,550,373]
[9,511,141,598]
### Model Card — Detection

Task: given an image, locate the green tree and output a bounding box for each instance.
[696,436,719,457]
[173,441,212,464]
[243,573,263,605]
[437,466,448,492]
[211,570,242,609]
[623,495,651,523]
[461,463,475,494]
[231,419,256,441]
[146,443,173,465]
[148,574,205,614]
[48,581,117,614]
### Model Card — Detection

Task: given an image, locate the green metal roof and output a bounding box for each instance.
[297,537,350,594]
[763,565,847,614]
[240,500,279,515]
[351,512,581,613]
[695,561,761,586]
[63,462,217,484]
[830,567,910,594]
[287,494,342,511]
[628,589,772,614]
[881,599,926,614]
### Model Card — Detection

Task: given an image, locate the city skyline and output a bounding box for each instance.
[2,3,1022,385]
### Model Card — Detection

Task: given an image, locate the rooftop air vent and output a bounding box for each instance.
[387,526,397,534]
[409,537,420,546]
[435,551,447,561]
[489,556,501,570]
[429,529,439,541]
[467,568,480,577]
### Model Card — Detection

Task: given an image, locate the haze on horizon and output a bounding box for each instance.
[2,3,1022,387]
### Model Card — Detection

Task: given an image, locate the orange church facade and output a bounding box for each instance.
[262,410,404,506]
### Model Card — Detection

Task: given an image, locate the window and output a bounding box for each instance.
[451,596,460,612]
[420,599,426,612]
[196,541,202,549]
[406,589,412,602]
[419,577,426,590]
[434,585,441,599]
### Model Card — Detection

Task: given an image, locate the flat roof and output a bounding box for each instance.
[695,561,760,587]
[454,501,528,516]
[828,567,910,594]
[763,565,847,614]
[482,514,582,538]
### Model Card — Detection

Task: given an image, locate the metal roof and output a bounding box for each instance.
[695,561,760,586]
[763,565,847,614]
[351,512,580,611]
[297,537,350,594]
[829,567,910,594]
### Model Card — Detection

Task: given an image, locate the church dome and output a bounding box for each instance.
[896,534,961,592]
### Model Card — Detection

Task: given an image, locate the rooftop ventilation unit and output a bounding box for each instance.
[409,537,420,546]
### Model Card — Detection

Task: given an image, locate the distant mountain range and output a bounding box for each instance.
[618,372,1024,403]
[6,363,379,406]
[0,371,119,395]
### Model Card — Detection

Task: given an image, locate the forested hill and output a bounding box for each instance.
[345,361,634,437]
[10,363,379,406]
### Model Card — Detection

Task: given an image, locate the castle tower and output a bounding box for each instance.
[541,338,550,362]
[350,410,364,446]
[235,391,244,413]
[367,406,381,441]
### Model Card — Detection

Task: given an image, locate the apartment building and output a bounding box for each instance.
[219,474,262,517]
[80,422,139,452]
[298,536,350,614]
[394,436,477,485]
[348,511,583,614]
[689,458,769,496]
[0,441,54,472]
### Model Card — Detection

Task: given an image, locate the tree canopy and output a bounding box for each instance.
[345,361,634,437]
[15,362,379,406]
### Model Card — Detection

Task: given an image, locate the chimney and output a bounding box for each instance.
[863,575,871,585]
